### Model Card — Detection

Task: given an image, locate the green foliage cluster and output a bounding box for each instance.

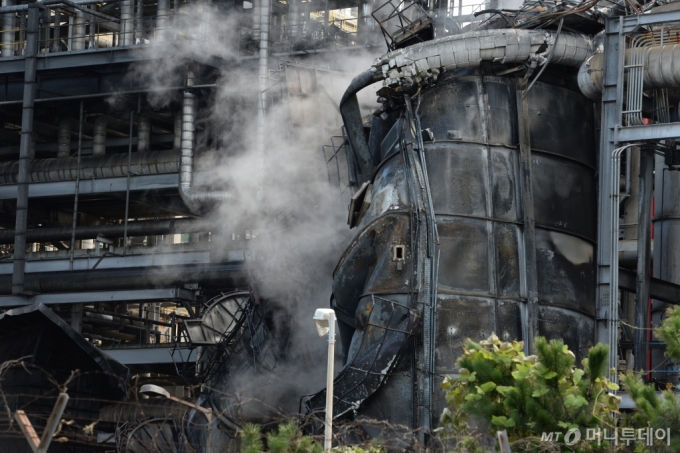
[239,422,383,453]
[440,335,620,451]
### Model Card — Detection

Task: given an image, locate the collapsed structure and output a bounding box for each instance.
[0,0,679,451]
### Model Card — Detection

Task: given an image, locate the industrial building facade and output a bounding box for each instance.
[0,0,680,451]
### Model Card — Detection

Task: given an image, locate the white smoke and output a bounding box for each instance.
[121,2,385,414]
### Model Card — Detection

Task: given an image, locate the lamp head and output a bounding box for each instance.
[140,384,171,398]
[313,308,335,336]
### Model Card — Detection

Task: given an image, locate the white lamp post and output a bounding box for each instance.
[313,308,336,453]
[140,384,212,453]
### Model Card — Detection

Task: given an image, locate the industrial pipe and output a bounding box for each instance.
[341,28,593,182]
[57,118,72,158]
[0,218,210,244]
[1,0,14,58]
[92,116,108,156]
[0,149,180,184]
[0,263,249,294]
[72,10,86,50]
[288,0,299,40]
[179,71,232,213]
[156,0,169,42]
[579,45,680,99]
[121,0,134,46]
[174,112,182,149]
[137,115,151,152]
[255,0,270,201]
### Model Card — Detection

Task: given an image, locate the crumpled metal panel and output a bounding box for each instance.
[304,295,418,420]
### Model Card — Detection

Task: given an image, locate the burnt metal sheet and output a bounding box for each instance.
[436,216,490,294]
[532,153,597,240]
[527,81,596,168]
[537,306,595,360]
[535,228,596,316]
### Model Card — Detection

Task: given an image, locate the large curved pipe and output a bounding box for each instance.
[341,29,592,183]
[179,71,232,214]
[579,45,680,99]
[339,69,378,183]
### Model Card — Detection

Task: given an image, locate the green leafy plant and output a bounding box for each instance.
[440,335,620,451]
[239,422,383,453]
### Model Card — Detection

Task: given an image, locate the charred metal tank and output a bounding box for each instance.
[306,28,598,432]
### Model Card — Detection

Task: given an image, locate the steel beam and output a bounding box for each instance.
[100,345,194,365]
[612,10,680,34]
[0,249,226,274]
[616,123,680,142]
[0,172,179,199]
[619,268,680,306]
[0,287,196,308]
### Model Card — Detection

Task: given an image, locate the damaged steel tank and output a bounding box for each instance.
[306,27,599,432]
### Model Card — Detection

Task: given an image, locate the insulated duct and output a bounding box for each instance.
[0,149,180,184]
[0,218,209,244]
[0,263,248,294]
[340,29,593,182]
[156,0,169,42]
[174,112,182,149]
[179,71,232,214]
[72,10,86,51]
[57,118,72,158]
[121,0,134,46]
[137,115,151,152]
[578,45,680,99]
[1,0,14,58]
[92,116,108,156]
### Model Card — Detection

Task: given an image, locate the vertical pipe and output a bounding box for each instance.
[137,114,150,152]
[57,118,72,158]
[69,102,83,271]
[92,116,108,156]
[18,11,25,55]
[72,10,85,50]
[634,149,653,372]
[12,4,38,295]
[173,111,182,149]
[135,0,143,44]
[157,0,169,42]
[252,0,260,42]
[52,8,60,53]
[2,0,15,58]
[87,7,95,48]
[256,0,270,201]
[288,0,299,41]
[121,0,134,46]
[123,111,133,256]
[324,312,335,453]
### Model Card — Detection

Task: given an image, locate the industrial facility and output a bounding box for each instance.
[0,0,679,450]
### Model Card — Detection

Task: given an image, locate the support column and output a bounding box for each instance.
[256,0,270,201]
[634,149,653,371]
[516,78,538,354]
[72,10,85,50]
[157,0,169,42]
[121,0,134,46]
[12,4,39,295]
